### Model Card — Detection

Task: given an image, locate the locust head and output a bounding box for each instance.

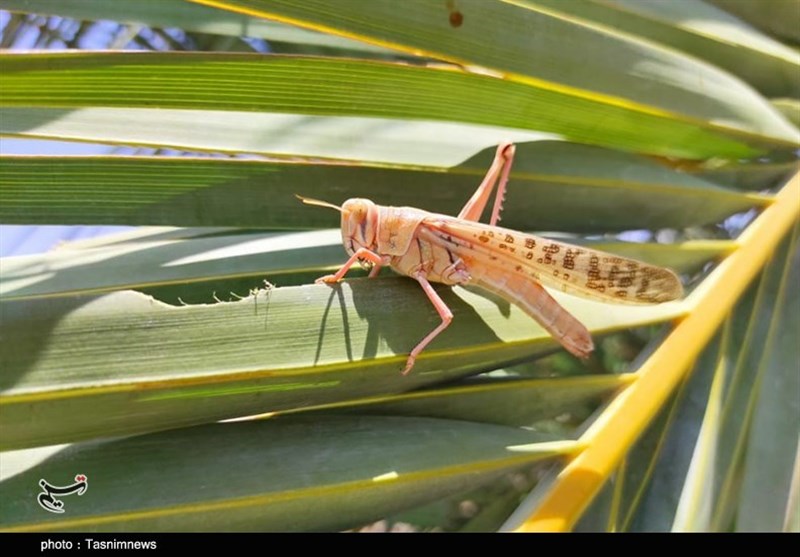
[339,198,379,256]
[296,195,379,256]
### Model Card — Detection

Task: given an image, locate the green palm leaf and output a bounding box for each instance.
[0,0,797,533]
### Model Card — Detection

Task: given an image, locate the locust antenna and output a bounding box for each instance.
[295,194,342,212]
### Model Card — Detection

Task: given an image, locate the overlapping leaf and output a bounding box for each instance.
[530,0,800,97]
[0,279,685,450]
[0,0,395,55]
[1,51,772,159]
[0,0,797,533]
[0,415,574,532]
[187,0,798,144]
[0,143,767,229]
[0,225,733,302]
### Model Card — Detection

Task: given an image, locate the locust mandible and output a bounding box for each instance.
[299,142,683,374]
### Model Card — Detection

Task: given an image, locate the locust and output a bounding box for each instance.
[299,142,683,374]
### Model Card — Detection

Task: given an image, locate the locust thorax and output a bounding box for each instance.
[341,198,379,256]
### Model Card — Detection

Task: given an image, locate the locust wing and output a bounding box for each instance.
[420,216,684,305]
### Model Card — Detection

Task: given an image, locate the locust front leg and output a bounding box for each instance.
[316,248,390,284]
[402,271,454,375]
[458,142,516,226]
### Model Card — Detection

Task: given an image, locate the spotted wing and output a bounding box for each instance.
[419,216,683,305]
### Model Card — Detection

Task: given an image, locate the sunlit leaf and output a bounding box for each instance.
[0,51,773,158]
[188,0,798,144]
[0,283,685,450]
[708,0,800,45]
[531,0,800,97]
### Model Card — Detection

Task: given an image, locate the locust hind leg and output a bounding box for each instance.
[402,271,454,375]
[473,272,594,359]
[457,142,516,226]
